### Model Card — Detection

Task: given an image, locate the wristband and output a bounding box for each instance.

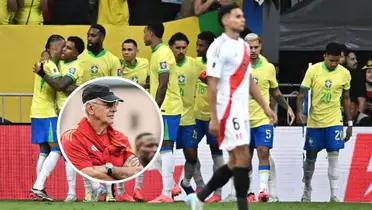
[347,121,353,127]
[37,64,46,78]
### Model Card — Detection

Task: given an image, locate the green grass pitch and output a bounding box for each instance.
[0,201,370,210]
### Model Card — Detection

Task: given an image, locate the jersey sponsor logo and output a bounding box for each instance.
[117,69,123,76]
[53,68,58,73]
[68,67,76,74]
[178,75,185,84]
[160,61,168,70]
[91,65,99,74]
[91,145,98,152]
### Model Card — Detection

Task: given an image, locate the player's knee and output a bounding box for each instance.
[306,150,318,160]
[257,147,270,160]
[209,144,222,156]
[183,149,198,163]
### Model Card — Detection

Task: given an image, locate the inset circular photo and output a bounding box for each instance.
[57,77,163,184]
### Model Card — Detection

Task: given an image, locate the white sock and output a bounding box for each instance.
[328,151,339,197]
[268,156,277,198]
[192,159,205,188]
[117,183,125,196]
[303,158,316,187]
[248,169,253,192]
[65,162,76,196]
[259,167,270,192]
[36,153,48,177]
[83,177,92,193]
[135,172,144,189]
[183,161,196,187]
[161,151,174,197]
[212,155,224,196]
[106,184,113,196]
[33,151,60,190]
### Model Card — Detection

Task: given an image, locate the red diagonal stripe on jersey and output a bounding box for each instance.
[218,44,250,146]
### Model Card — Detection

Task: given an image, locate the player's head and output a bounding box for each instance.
[196,31,215,57]
[218,4,245,33]
[169,32,189,62]
[135,132,159,166]
[346,51,358,71]
[339,43,348,66]
[122,39,138,62]
[324,42,342,70]
[62,36,85,61]
[87,24,106,51]
[45,34,65,60]
[245,33,262,60]
[82,84,123,125]
[144,23,164,46]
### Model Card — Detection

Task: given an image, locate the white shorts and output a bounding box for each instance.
[218,107,250,151]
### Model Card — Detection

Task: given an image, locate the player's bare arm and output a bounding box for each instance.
[155,72,169,107]
[207,76,219,137]
[270,87,295,125]
[250,75,277,124]
[342,89,353,141]
[33,63,75,91]
[296,87,308,125]
[81,166,116,181]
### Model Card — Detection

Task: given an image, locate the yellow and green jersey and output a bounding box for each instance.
[14,0,43,25]
[119,57,149,85]
[149,43,182,115]
[194,57,209,121]
[0,0,11,24]
[249,56,278,128]
[176,56,199,125]
[79,49,121,83]
[56,59,83,111]
[301,62,351,128]
[30,60,60,118]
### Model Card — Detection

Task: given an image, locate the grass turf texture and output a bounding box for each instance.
[0,201,370,210]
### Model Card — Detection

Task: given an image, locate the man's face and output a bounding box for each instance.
[223,8,246,33]
[346,52,358,70]
[136,135,158,166]
[122,42,137,62]
[87,28,103,49]
[143,27,152,46]
[196,39,208,57]
[248,39,261,60]
[366,69,372,83]
[50,39,65,60]
[171,40,188,61]
[324,54,340,70]
[62,41,78,60]
[88,99,119,125]
[339,51,346,65]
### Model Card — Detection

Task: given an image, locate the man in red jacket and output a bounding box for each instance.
[61,84,143,181]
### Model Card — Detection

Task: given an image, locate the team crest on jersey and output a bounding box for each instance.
[53,68,58,73]
[178,75,185,84]
[91,65,99,74]
[132,76,139,83]
[160,61,168,70]
[68,67,76,74]
[117,69,123,76]
[253,77,259,84]
[325,80,332,89]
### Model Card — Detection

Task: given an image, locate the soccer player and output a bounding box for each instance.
[79,24,122,83]
[186,4,277,210]
[296,42,352,202]
[119,39,149,87]
[144,23,183,203]
[30,34,65,201]
[168,32,200,196]
[33,35,85,202]
[245,33,295,202]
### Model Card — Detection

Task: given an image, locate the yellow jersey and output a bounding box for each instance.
[149,43,182,115]
[30,60,60,118]
[14,0,43,24]
[194,57,210,121]
[301,62,351,128]
[97,0,129,25]
[56,60,83,111]
[176,56,199,126]
[79,49,121,83]
[249,56,278,128]
[119,57,149,85]
[0,0,10,24]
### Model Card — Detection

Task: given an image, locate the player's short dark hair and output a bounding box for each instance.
[45,34,64,50]
[218,3,240,27]
[67,36,85,55]
[168,32,189,46]
[325,42,342,56]
[135,132,153,142]
[339,43,348,54]
[123,39,138,48]
[147,23,165,39]
[90,24,106,37]
[197,31,216,46]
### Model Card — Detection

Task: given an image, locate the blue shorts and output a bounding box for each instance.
[31,117,58,144]
[304,126,345,152]
[250,124,274,149]
[176,125,197,149]
[195,119,218,145]
[163,115,181,142]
